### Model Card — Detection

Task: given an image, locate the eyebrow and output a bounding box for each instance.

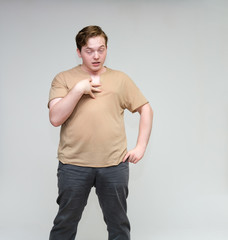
[85,45,105,50]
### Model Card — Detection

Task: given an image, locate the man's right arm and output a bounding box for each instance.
[49,79,101,127]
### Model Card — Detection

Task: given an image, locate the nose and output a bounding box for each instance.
[94,51,99,59]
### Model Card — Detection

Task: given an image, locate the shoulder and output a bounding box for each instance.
[105,67,131,81]
[54,65,81,79]
[52,65,85,88]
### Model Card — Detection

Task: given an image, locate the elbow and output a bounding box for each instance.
[51,120,61,127]
[49,112,62,127]
[50,118,61,127]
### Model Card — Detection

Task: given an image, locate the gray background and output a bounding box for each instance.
[0,0,228,239]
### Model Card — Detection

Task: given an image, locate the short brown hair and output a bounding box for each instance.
[75,25,108,51]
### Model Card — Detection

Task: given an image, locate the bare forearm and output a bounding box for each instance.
[123,103,153,164]
[49,86,83,127]
[136,103,153,151]
[49,79,101,127]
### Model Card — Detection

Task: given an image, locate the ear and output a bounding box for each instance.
[77,48,82,58]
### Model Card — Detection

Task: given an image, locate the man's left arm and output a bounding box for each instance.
[123,103,153,164]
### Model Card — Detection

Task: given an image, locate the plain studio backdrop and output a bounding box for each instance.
[0,0,227,239]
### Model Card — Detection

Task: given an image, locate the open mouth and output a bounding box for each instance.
[92,62,100,66]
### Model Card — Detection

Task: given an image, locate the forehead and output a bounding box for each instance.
[84,36,106,49]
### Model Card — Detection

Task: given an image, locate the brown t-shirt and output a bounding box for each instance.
[49,65,148,167]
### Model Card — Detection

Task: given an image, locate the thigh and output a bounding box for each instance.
[95,162,129,208]
[96,162,129,189]
[49,163,96,240]
[95,162,130,240]
[57,162,95,206]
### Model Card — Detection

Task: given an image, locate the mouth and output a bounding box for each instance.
[92,62,100,67]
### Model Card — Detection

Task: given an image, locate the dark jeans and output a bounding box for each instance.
[49,161,130,240]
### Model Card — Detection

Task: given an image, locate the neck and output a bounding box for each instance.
[80,65,106,76]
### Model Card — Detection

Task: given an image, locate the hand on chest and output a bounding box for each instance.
[91,75,101,85]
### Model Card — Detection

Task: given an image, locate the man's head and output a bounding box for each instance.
[76,26,108,75]
[76,25,108,52]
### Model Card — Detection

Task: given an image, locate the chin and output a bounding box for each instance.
[91,66,101,72]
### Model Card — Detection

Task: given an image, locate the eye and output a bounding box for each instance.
[98,48,105,54]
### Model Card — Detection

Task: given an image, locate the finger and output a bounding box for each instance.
[133,155,142,164]
[132,159,139,164]
[128,156,134,163]
[92,87,102,92]
[89,91,95,99]
[129,155,137,163]
[91,83,101,87]
[123,152,130,162]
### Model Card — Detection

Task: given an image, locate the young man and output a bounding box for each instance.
[48,25,153,240]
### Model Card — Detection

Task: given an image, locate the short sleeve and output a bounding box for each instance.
[48,73,68,108]
[121,75,148,113]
